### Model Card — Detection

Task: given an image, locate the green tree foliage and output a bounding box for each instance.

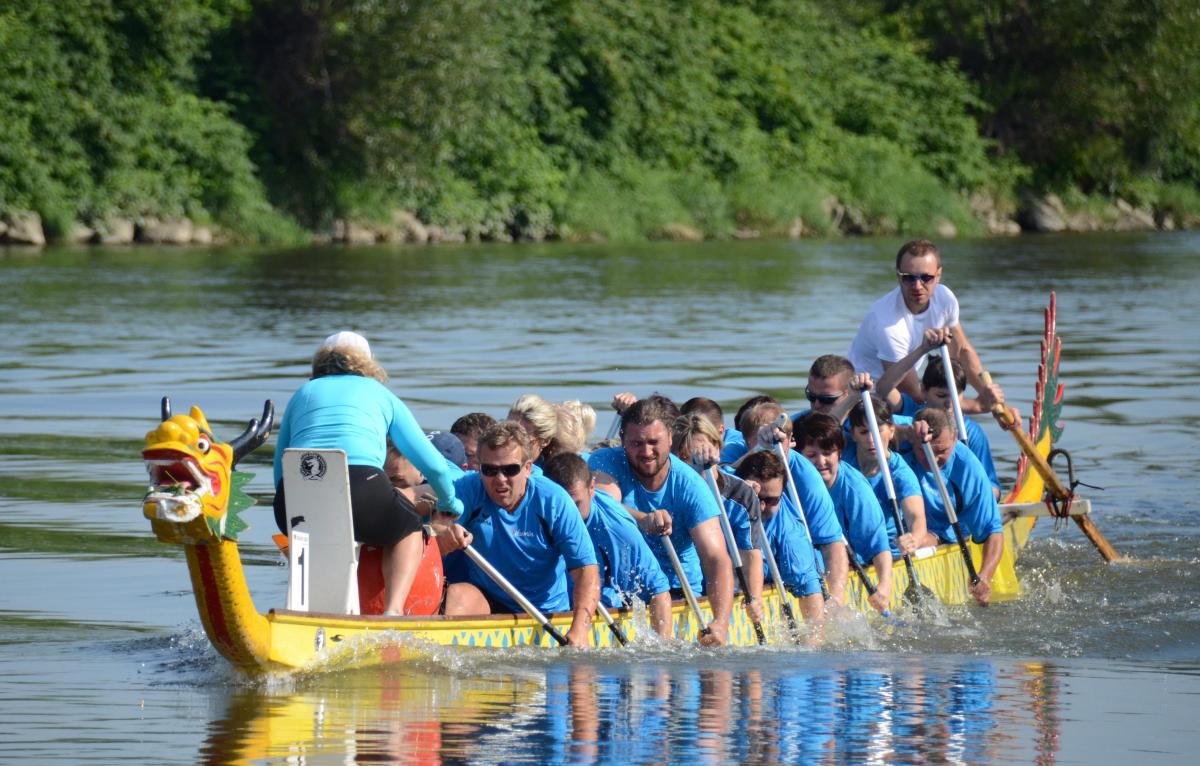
[836,0,1200,196]
[0,0,298,240]
[206,0,995,239]
[8,0,1195,242]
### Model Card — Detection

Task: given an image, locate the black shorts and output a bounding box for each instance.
[273,465,423,547]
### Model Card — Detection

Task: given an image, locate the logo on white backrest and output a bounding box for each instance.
[299,452,327,480]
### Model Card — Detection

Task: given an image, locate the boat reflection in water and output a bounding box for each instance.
[199,653,1062,764]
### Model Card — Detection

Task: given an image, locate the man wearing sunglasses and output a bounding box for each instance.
[734,451,825,624]
[802,354,855,417]
[848,239,1004,411]
[440,421,600,646]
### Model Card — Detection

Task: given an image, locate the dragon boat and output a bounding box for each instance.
[141,294,1097,675]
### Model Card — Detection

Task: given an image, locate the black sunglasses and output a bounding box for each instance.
[805,385,843,405]
[757,494,782,506]
[480,462,523,478]
[897,271,938,285]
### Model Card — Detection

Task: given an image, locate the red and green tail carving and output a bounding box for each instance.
[1014,292,1065,489]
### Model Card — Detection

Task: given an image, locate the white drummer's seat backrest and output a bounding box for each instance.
[281,448,360,614]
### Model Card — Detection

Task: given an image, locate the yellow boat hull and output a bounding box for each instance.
[181,515,1034,674]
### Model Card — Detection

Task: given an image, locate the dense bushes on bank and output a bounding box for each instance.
[2,0,1198,245]
[0,1,301,244]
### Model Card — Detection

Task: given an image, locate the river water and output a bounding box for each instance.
[1,233,1198,764]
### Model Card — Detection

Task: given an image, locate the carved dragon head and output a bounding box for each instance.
[142,398,273,544]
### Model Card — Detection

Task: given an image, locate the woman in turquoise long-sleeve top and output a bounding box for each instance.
[273,331,463,615]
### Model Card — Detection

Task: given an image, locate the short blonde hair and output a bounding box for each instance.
[740,402,788,444]
[311,345,388,383]
[509,394,558,444]
[672,413,722,459]
[557,400,595,453]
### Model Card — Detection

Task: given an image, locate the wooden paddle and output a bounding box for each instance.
[702,465,767,644]
[462,543,570,646]
[660,533,711,639]
[982,371,1121,563]
[860,389,932,604]
[920,441,983,597]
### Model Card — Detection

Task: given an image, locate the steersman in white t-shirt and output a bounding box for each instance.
[847,239,1005,414]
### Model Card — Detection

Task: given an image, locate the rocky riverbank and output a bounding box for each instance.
[2,192,1195,249]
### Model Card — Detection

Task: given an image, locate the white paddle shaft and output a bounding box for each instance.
[860,389,898,503]
[703,467,744,569]
[939,343,969,444]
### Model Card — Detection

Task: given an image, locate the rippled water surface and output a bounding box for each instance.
[2,233,1199,763]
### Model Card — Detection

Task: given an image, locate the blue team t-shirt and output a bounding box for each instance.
[898,396,1000,491]
[273,374,463,515]
[453,472,597,613]
[577,490,671,608]
[587,448,721,590]
[784,450,843,546]
[903,442,1002,544]
[720,431,748,465]
[760,499,824,597]
[843,449,924,556]
[963,418,1000,494]
[826,462,892,563]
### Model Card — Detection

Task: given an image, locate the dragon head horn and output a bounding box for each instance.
[229,400,275,465]
[161,396,172,422]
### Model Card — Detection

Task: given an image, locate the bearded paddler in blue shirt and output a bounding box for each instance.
[542,452,674,637]
[906,407,1004,605]
[439,421,600,646]
[588,396,734,645]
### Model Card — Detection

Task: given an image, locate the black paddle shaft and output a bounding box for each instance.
[843,539,878,597]
[733,564,767,645]
[545,623,569,646]
[777,586,800,632]
[951,521,982,586]
[887,497,923,595]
